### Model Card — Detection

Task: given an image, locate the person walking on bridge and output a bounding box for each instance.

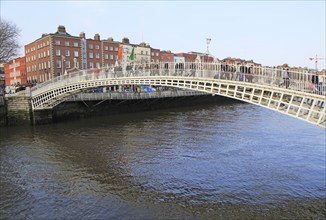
[281,64,290,88]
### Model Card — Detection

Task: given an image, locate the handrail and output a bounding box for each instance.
[30,61,325,97]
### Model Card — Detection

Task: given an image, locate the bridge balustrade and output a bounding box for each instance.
[25,61,325,128]
[31,62,325,96]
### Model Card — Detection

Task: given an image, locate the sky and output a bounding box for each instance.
[1,0,325,70]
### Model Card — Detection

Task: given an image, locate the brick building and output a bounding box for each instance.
[175,52,197,62]
[24,25,230,84]
[102,37,119,68]
[4,57,27,86]
[25,25,82,83]
[150,48,160,63]
[176,52,214,63]
[84,33,102,69]
[160,50,174,63]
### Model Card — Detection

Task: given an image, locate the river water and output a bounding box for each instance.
[0,101,325,219]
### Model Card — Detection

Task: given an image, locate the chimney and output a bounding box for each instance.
[80,32,85,39]
[107,37,114,42]
[57,25,66,33]
[94,33,100,40]
[122,37,129,44]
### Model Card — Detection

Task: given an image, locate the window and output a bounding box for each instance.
[48,61,51,68]
[74,42,78,47]
[95,53,100,59]
[115,55,118,60]
[56,49,61,56]
[151,52,154,56]
[109,46,113,51]
[95,45,99,50]
[104,46,108,50]
[74,51,79,57]
[43,51,46,57]
[65,50,70,56]
[47,50,50,56]
[145,51,148,55]
[104,54,109,59]
[65,41,70,46]
[55,40,60,45]
[141,51,143,55]
[88,44,93,49]
[47,41,49,46]
[65,61,70,68]
[96,62,100,68]
[114,47,118,51]
[109,54,113,60]
[89,62,94,68]
[56,60,61,68]
[156,53,159,56]
[89,52,93,58]
[44,62,46,69]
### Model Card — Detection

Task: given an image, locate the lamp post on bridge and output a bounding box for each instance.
[206,38,211,55]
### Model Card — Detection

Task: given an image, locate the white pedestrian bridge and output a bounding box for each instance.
[28,62,325,128]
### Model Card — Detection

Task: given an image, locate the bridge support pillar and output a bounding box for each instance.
[6,94,33,126]
[32,109,53,125]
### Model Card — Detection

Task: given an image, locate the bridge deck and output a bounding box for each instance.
[14,62,326,128]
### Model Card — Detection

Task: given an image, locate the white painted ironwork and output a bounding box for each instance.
[29,62,326,128]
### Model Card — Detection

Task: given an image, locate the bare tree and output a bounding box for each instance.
[0,19,21,62]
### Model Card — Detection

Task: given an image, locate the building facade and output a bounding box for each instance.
[25,25,82,83]
[135,42,151,64]
[4,57,27,86]
[151,48,160,63]
[23,24,234,85]
[160,50,174,63]
[175,53,197,63]
[102,37,119,68]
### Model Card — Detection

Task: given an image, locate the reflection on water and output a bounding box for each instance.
[1,101,325,219]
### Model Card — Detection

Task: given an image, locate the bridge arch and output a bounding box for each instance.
[29,62,325,128]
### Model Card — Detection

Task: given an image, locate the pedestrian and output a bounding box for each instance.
[235,63,241,81]
[246,64,253,83]
[312,74,319,93]
[94,67,99,79]
[318,74,324,95]
[280,64,290,88]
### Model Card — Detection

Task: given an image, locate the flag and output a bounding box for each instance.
[129,48,135,61]
[118,46,123,61]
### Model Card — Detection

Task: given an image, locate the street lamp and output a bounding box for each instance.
[206,37,211,63]
[206,38,211,55]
